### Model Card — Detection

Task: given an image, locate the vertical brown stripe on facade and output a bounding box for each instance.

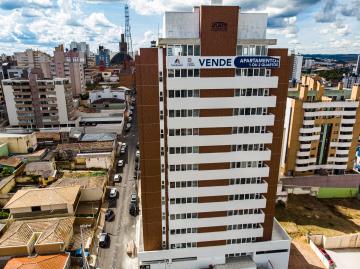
[198,196,228,203]
[199,145,231,153]
[198,211,227,218]
[198,179,229,187]
[200,89,234,97]
[261,48,291,241]
[200,108,233,117]
[199,127,232,135]
[197,240,226,247]
[199,162,230,170]
[198,226,227,233]
[136,48,163,251]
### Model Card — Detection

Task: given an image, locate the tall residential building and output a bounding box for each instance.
[283,75,360,176]
[2,75,76,129]
[51,45,85,97]
[304,59,315,69]
[356,55,360,75]
[14,49,52,78]
[289,52,303,83]
[95,46,110,68]
[70,41,90,57]
[136,3,291,269]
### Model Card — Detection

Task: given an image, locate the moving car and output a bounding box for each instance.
[118,160,124,167]
[113,174,122,182]
[99,233,110,248]
[105,209,115,221]
[109,188,118,199]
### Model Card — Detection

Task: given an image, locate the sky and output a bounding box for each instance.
[0,0,359,55]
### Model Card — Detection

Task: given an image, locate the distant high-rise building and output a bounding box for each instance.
[136,3,291,269]
[289,52,303,83]
[304,59,315,69]
[95,46,110,68]
[356,55,360,75]
[2,75,76,129]
[70,41,90,57]
[51,45,86,96]
[283,75,360,176]
[14,49,52,78]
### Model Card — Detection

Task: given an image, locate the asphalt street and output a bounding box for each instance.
[97,108,139,269]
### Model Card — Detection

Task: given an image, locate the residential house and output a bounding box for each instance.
[4,186,81,218]
[24,161,57,184]
[0,217,74,256]
[5,253,71,269]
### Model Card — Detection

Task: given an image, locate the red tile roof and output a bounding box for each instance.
[4,253,69,269]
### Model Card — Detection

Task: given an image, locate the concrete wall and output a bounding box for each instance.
[324,233,360,249]
[0,133,37,154]
[237,13,267,39]
[80,187,103,202]
[309,239,335,269]
[85,156,112,169]
[0,245,30,257]
[0,143,9,157]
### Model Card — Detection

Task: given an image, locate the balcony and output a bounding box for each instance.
[169,196,267,214]
[167,149,271,165]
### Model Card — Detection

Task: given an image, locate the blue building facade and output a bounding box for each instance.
[95,46,110,68]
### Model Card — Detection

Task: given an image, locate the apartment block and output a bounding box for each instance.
[2,74,77,128]
[283,75,360,176]
[289,52,303,84]
[14,49,52,78]
[51,45,85,97]
[136,3,291,269]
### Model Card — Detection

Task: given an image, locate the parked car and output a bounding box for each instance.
[109,188,118,199]
[136,150,140,158]
[118,160,124,167]
[113,174,122,182]
[128,116,132,122]
[129,110,133,116]
[99,233,110,248]
[136,142,139,149]
[120,143,127,154]
[129,203,139,216]
[105,209,115,221]
[130,193,137,204]
[125,123,131,132]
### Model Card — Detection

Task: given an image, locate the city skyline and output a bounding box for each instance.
[0,0,359,55]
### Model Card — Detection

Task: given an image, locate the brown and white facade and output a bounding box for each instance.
[2,74,77,128]
[283,75,360,176]
[136,3,291,269]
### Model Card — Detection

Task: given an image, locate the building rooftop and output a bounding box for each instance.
[0,217,74,247]
[0,133,30,138]
[24,161,56,178]
[5,253,69,269]
[55,141,114,153]
[0,156,22,168]
[35,131,61,141]
[52,173,106,189]
[80,133,117,142]
[4,186,80,209]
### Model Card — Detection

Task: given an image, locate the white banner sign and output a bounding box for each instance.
[166,56,280,69]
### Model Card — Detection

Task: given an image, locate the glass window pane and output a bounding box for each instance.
[194,45,200,56]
